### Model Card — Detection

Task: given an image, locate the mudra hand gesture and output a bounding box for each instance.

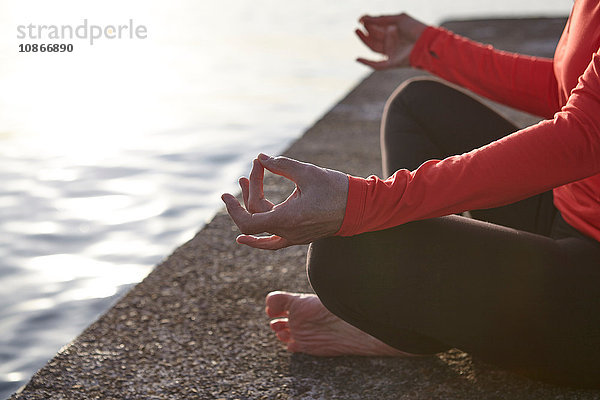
[221,154,348,250]
[356,13,428,70]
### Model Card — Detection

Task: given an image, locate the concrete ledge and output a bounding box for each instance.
[12,17,600,399]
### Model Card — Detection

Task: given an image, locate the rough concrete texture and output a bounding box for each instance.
[12,18,600,399]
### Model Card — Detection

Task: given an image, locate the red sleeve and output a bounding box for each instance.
[409,26,560,119]
[337,48,600,237]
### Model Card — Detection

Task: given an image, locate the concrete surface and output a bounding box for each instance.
[12,17,600,400]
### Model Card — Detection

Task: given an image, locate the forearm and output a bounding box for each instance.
[410,26,559,118]
[338,51,600,238]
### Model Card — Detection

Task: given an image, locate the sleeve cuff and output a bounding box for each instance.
[335,175,368,237]
[409,25,448,70]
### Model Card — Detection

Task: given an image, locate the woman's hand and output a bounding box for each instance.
[356,13,428,70]
[221,154,348,250]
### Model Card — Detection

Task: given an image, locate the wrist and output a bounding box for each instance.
[335,175,368,237]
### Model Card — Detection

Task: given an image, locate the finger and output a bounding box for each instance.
[356,57,392,70]
[360,14,403,25]
[360,22,386,40]
[249,158,265,199]
[222,193,269,234]
[248,158,269,212]
[257,153,310,185]
[355,29,384,53]
[222,192,248,224]
[236,234,291,250]
[239,177,250,210]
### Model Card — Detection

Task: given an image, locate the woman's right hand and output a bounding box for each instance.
[356,13,428,70]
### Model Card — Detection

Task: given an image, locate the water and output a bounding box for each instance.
[0,0,570,397]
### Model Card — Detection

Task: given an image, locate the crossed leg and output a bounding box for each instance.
[264,77,537,360]
[263,78,600,387]
[265,216,600,387]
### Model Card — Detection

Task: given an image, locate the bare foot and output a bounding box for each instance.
[265,291,418,357]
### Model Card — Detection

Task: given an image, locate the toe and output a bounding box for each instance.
[265,305,288,318]
[276,328,292,343]
[287,341,301,353]
[265,291,296,318]
[269,318,289,332]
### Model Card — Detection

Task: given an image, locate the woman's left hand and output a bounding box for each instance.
[356,13,428,70]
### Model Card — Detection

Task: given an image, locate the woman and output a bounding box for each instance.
[221,1,600,387]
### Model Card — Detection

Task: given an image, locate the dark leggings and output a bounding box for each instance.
[307,79,600,387]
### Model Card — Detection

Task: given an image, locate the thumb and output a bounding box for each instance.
[356,57,392,70]
[257,154,310,184]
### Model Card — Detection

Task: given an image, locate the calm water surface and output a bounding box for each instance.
[0,0,570,397]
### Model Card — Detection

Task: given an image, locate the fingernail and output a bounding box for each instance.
[258,153,270,161]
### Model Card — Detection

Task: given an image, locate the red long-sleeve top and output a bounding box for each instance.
[337,0,600,242]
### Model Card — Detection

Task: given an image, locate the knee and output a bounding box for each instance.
[383,77,446,119]
[381,77,447,153]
